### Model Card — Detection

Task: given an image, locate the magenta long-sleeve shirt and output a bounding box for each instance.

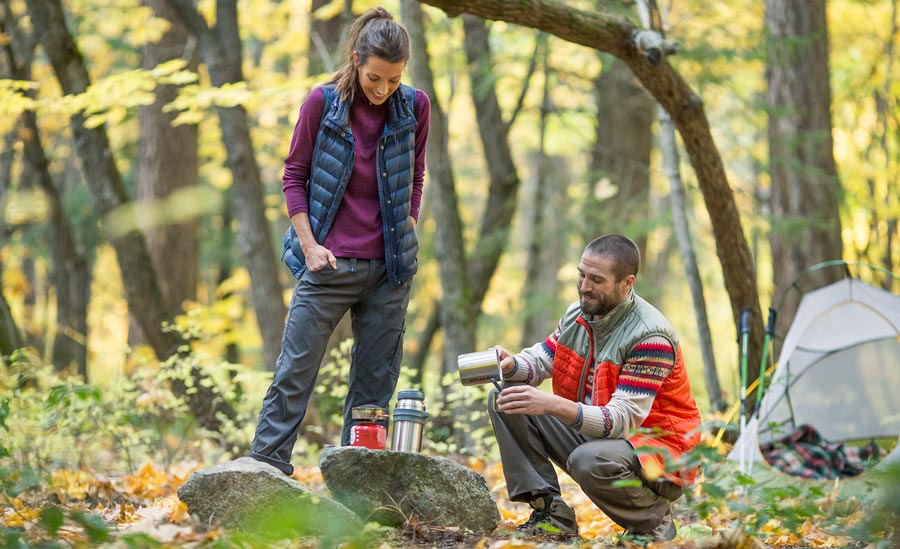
[282,86,430,260]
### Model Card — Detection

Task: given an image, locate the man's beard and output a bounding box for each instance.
[580,293,617,316]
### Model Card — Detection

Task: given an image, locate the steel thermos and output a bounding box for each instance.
[391,390,428,452]
[349,405,387,450]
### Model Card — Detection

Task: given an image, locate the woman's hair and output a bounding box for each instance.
[327,6,410,103]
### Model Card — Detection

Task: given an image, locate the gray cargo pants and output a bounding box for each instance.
[488,389,681,533]
[249,258,410,475]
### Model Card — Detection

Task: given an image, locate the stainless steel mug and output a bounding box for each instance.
[391,390,428,452]
[457,348,503,386]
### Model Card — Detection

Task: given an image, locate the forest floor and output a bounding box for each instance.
[1,459,888,548]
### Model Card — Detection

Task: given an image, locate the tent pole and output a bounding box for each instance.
[738,307,751,476]
[748,307,776,476]
[755,308,777,412]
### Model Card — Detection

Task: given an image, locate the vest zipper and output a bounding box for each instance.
[376,137,396,280]
[575,317,595,404]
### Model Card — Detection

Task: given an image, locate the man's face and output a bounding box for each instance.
[577,252,634,316]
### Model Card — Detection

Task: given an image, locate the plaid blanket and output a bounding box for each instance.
[760,424,882,479]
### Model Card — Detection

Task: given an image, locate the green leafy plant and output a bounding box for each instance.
[670,421,886,544]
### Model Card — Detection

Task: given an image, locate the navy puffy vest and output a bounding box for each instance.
[282,84,419,285]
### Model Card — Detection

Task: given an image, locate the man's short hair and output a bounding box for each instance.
[584,234,640,281]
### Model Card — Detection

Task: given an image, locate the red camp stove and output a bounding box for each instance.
[349,405,388,450]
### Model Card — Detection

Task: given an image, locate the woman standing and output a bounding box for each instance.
[249,6,430,476]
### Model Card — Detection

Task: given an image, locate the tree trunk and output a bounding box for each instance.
[21,111,91,377]
[649,227,672,293]
[659,106,725,413]
[636,0,724,413]
[766,0,844,348]
[0,110,22,359]
[26,0,235,431]
[216,190,241,365]
[307,0,351,75]
[521,39,563,346]
[0,8,30,358]
[861,0,899,292]
[460,15,525,309]
[0,290,22,359]
[419,0,765,409]
[410,15,529,373]
[520,150,549,348]
[401,0,478,452]
[0,126,12,274]
[521,152,566,347]
[588,55,654,257]
[27,0,176,358]
[134,0,199,339]
[164,0,286,371]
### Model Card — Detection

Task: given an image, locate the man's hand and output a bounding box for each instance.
[495,345,516,375]
[496,385,552,414]
[495,385,579,423]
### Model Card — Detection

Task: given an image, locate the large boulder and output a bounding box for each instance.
[319,446,500,534]
[177,457,362,538]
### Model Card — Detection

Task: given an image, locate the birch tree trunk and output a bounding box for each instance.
[658,107,725,413]
[636,1,725,413]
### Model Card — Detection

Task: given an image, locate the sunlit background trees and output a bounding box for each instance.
[0,0,897,476]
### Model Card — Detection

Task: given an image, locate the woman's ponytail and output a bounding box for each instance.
[327,6,410,103]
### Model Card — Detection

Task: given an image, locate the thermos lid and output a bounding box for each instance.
[397,390,424,400]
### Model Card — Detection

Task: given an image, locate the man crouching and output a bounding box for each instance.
[490,233,701,543]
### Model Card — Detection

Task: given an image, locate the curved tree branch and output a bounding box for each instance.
[419,0,764,368]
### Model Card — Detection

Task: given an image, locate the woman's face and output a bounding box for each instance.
[354,52,405,105]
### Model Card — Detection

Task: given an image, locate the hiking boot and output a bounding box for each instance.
[650,507,676,541]
[517,494,579,537]
[617,507,676,546]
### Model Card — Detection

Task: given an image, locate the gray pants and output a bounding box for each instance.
[250,258,411,474]
[488,390,681,533]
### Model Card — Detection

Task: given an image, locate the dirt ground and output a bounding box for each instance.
[389,515,880,549]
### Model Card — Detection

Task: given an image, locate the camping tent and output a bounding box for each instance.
[729,277,900,468]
